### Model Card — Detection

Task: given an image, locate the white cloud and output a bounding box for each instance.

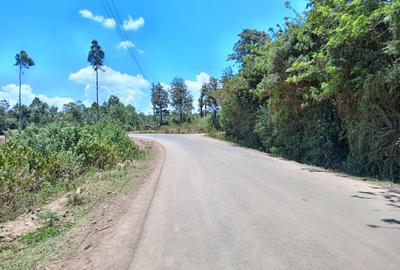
[0,84,73,108]
[117,40,135,50]
[79,9,116,29]
[68,66,150,108]
[123,16,145,31]
[185,72,210,92]
[184,72,211,111]
[137,49,144,54]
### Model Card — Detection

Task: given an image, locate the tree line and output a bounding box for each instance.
[1,39,109,132]
[0,95,151,132]
[213,0,400,181]
[151,75,222,128]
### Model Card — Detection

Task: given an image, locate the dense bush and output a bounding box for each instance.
[0,122,140,219]
[217,0,400,181]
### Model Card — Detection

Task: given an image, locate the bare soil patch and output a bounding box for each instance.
[0,196,69,242]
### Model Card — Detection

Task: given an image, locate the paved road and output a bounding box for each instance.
[129,134,400,270]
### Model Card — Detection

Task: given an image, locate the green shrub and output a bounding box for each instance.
[0,122,140,222]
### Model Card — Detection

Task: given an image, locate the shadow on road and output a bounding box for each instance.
[350,190,400,229]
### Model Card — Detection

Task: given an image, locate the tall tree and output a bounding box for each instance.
[169,77,193,123]
[198,83,208,117]
[0,99,10,133]
[15,50,34,129]
[228,29,268,66]
[207,77,220,120]
[151,83,169,125]
[87,39,105,121]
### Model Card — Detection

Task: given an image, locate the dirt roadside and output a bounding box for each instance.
[48,139,165,270]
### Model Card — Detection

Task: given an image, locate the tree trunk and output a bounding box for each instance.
[179,107,182,123]
[160,107,163,126]
[18,64,22,130]
[96,69,99,121]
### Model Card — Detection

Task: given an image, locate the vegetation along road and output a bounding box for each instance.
[124,134,400,270]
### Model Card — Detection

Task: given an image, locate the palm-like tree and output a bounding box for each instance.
[15,50,34,129]
[87,40,105,121]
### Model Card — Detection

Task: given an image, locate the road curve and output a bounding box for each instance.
[128,134,400,270]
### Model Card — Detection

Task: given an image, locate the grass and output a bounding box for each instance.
[134,115,218,134]
[0,148,151,270]
[20,227,61,246]
[207,130,226,141]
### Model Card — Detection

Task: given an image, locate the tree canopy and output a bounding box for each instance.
[216,0,400,180]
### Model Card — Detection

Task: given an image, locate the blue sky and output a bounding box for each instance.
[0,0,306,113]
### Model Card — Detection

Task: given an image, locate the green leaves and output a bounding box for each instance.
[87,40,105,71]
[169,78,193,123]
[218,0,400,180]
[15,50,35,69]
[0,123,140,221]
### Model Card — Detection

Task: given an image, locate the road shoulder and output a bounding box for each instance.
[48,139,165,270]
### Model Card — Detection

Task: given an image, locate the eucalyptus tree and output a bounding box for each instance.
[15,50,34,129]
[87,40,105,121]
[151,83,169,125]
[198,83,208,117]
[169,77,193,124]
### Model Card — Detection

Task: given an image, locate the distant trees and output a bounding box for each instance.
[29,97,58,125]
[198,77,219,121]
[15,50,35,129]
[87,40,105,121]
[169,78,193,123]
[0,100,10,134]
[198,84,208,117]
[151,83,169,125]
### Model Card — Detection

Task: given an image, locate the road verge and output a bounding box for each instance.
[50,138,165,270]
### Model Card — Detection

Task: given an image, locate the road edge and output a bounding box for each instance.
[51,139,166,270]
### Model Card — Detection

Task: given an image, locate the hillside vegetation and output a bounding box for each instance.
[214,0,400,181]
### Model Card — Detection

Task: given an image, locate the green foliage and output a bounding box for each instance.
[0,122,140,221]
[198,77,220,128]
[20,227,60,246]
[151,83,169,125]
[169,77,194,123]
[15,50,34,70]
[87,40,105,71]
[218,0,400,181]
[37,211,60,227]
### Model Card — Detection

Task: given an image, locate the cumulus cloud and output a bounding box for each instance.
[123,16,145,31]
[117,40,135,50]
[185,72,211,93]
[0,84,73,108]
[79,9,116,29]
[68,66,150,107]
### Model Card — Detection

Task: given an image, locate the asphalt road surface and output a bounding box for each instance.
[129,134,400,270]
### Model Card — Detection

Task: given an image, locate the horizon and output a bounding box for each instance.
[0,0,307,114]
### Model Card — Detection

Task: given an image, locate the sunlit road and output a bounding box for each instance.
[129,134,400,270]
